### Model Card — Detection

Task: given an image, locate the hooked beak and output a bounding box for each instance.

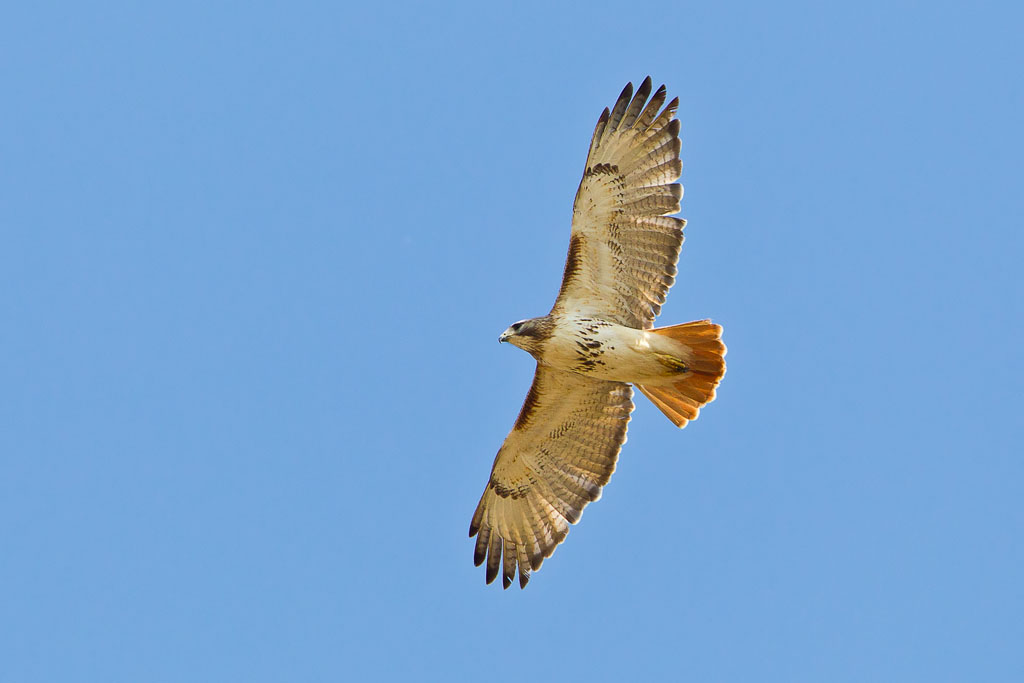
[498,331,510,343]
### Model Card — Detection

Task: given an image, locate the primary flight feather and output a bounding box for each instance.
[470,78,726,589]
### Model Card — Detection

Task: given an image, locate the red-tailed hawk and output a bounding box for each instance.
[470,78,726,589]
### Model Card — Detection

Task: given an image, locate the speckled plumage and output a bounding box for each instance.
[470,79,726,589]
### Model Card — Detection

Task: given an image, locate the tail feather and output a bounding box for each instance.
[637,384,701,427]
[637,319,726,428]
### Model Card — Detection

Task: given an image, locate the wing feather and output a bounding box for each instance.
[551,80,686,328]
[486,531,502,584]
[620,76,653,129]
[469,366,633,588]
[605,82,634,134]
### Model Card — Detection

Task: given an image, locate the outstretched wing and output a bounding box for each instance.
[553,77,685,329]
[469,366,633,589]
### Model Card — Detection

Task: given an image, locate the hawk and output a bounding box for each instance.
[470,78,726,589]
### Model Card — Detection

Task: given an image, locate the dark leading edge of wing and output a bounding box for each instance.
[552,77,686,330]
[469,368,633,589]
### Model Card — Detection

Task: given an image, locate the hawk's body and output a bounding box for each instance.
[516,315,704,383]
[470,79,726,589]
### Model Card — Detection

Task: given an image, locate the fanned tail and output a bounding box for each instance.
[637,320,726,428]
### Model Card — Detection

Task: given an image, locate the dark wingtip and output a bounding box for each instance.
[636,76,653,99]
[485,562,498,584]
[502,573,512,590]
[518,569,530,589]
[617,81,634,104]
[472,524,488,564]
[598,107,610,123]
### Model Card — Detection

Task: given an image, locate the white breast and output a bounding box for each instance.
[542,316,680,383]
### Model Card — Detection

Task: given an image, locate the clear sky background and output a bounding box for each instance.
[2,2,1022,681]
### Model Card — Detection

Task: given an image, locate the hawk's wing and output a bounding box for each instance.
[469,366,633,589]
[553,77,685,329]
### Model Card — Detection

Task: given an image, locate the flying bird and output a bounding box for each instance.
[470,78,726,589]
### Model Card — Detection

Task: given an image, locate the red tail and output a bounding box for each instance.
[636,320,726,428]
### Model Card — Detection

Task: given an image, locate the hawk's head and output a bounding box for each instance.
[499,316,552,356]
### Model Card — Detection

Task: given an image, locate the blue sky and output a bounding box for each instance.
[2,2,1022,681]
